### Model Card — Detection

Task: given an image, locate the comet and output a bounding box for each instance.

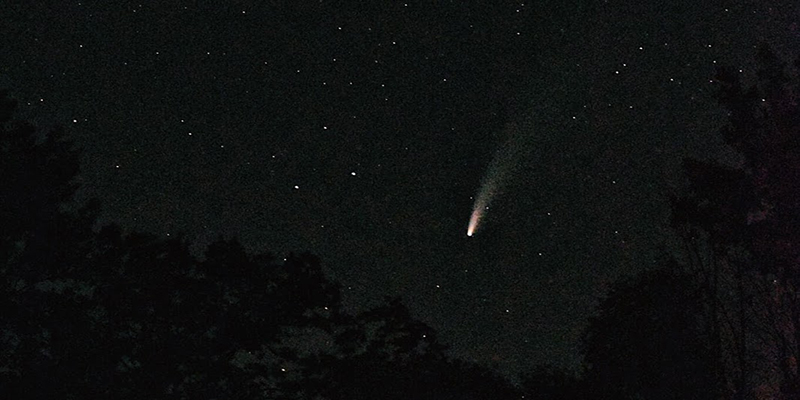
[467,213,478,237]
[466,123,530,237]
[466,178,496,237]
[467,207,481,237]
[467,204,488,237]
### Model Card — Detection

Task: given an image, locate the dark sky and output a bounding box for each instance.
[4,0,799,376]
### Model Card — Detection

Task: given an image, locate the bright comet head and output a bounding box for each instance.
[466,209,481,237]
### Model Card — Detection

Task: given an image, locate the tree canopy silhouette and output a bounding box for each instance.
[667,44,800,399]
[581,258,718,400]
[575,45,800,400]
[0,90,525,399]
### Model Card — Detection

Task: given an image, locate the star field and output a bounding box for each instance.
[4,0,800,376]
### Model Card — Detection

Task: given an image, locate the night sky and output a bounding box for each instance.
[4,0,799,376]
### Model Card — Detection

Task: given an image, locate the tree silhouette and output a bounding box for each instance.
[0,90,524,399]
[519,363,585,400]
[581,257,719,400]
[668,44,800,398]
[1,89,102,397]
[0,89,98,273]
